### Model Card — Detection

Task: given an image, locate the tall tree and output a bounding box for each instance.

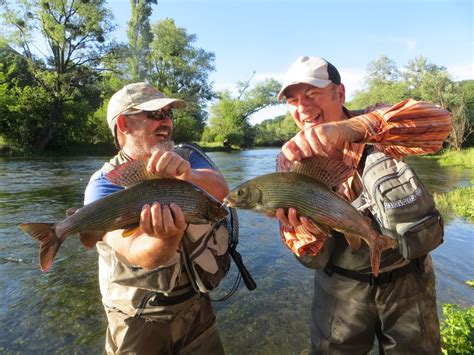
[349,55,409,108]
[127,0,156,81]
[148,18,216,142]
[0,0,115,150]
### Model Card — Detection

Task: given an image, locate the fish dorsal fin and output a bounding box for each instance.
[66,207,79,217]
[106,160,162,187]
[292,156,353,190]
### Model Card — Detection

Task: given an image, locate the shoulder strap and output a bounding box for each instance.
[174,143,256,291]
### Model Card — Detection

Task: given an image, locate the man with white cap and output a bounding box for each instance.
[84,82,229,354]
[275,56,451,353]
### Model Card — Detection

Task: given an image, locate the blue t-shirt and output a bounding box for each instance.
[84,151,214,205]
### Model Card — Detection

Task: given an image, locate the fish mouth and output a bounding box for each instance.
[222,196,235,208]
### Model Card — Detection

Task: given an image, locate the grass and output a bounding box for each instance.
[197,141,240,151]
[434,186,474,223]
[429,148,474,168]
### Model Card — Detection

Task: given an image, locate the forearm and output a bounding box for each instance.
[187,169,229,201]
[103,229,180,270]
[355,99,452,155]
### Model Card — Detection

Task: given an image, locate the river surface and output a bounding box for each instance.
[0,148,472,354]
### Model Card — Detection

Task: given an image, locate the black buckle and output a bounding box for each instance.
[323,264,334,276]
[369,274,378,286]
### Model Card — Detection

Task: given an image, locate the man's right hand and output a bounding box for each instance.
[281,119,366,162]
[281,123,343,162]
[139,202,186,241]
[103,202,187,270]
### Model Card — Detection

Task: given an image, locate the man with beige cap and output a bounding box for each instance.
[84,82,229,354]
[275,56,451,353]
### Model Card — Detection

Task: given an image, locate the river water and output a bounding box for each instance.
[0,148,472,354]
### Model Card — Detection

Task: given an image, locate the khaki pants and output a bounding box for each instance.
[104,295,225,355]
[309,255,441,355]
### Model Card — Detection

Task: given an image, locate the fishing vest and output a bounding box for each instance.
[95,145,231,319]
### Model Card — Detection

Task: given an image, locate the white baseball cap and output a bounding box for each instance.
[107,82,187,139]
[277,56,341,101]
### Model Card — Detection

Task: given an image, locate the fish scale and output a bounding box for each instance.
[254,173,368,235]
[225,169,397,276]
[57,179,221,236]
[20,178,227,272]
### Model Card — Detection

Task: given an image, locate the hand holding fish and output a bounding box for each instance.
[276,207,316,231]
[147,149,191,180]
[140,202,186,240]
[282,119,366,162]
[282,124,340,161]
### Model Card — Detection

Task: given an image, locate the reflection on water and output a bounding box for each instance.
[0,150,472,354]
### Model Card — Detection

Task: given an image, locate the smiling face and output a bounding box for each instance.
[119,108,174,157]
[285,83,346,129]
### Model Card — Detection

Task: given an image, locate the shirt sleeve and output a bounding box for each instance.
[84,171,124,205]
[188,151,214,170]
[355,99,452,159]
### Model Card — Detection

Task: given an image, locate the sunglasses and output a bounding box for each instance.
[145,109,174,121]
[123,109,173,121]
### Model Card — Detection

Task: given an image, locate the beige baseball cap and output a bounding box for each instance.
[107,82,187,138]
[277,56,341,101]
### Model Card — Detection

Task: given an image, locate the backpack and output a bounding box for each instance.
[352,147,444,259]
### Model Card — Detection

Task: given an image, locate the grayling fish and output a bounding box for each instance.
[224,157,396,276]
[20,166,227,272]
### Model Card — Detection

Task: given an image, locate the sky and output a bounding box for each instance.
[110,0,473,124]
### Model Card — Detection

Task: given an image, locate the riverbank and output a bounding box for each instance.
[423,147,474,169]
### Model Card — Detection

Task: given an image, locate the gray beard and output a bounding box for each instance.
[152,140,175,153]
[132,140,175,159]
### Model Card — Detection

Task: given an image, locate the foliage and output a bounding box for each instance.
[127,0,156,81]
[440,304,474,354]
[254,114,299,146]
[0,0,116,150]
[434,148,474,168]
[347,56,473,150]
[148,18,215,142]
[433,187,474,223]
[207,78,281,148]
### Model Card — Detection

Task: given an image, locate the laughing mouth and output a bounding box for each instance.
[154,130,171,139]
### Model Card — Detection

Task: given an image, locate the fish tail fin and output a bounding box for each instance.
[368,232,397,277]
[19,223,62,272]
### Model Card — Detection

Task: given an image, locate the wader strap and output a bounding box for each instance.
[323,256,426,286]
[148,288,198,306]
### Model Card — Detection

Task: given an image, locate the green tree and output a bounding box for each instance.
[0,0,115,150]
[254,113,298,146]
[404,57,472,149]
[127,0,156,81]
[148,18,216,142]
[349,55,409,108]
[208,78,281,147]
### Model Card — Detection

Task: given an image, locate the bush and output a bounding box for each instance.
[440,304,474,354]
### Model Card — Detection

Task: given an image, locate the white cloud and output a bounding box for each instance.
[339,67,366,100]
[249,104,287,125]
[447,63,474,81]
[371,36,417,52]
